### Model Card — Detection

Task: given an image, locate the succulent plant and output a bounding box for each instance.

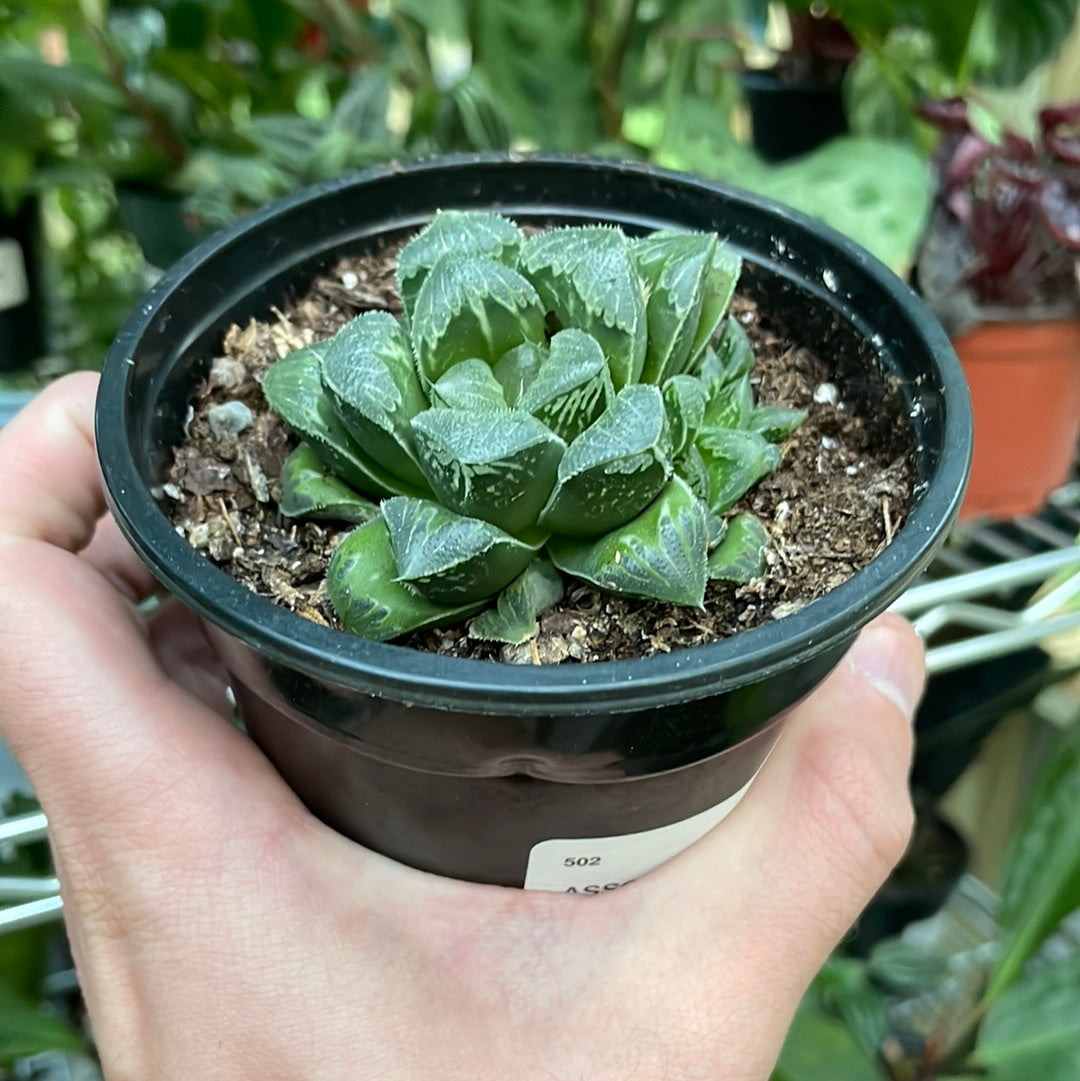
[262,210,804,644]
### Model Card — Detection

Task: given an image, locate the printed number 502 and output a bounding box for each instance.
[564,856,601,867]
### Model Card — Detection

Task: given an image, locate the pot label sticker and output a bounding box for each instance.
[0,239,29,312]
[523,770,760,894]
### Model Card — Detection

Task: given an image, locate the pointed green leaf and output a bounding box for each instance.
[279,444,378,524]
[320,310,429,487]
[492,341,546,405]
[751,404,808,442]
[707,512,769,582]
[411,255,546,386]
[688,243,741,366]
[397,209,522,324]
[520,225,647,389]
[706,511,728,549]
[702,372,754,431]
[695,344,726,398]
[410,407,564,535]
[429,358,510,411]
[697,428,783,515]
[382,496,546,604]
[663,374,708,457]
[327,518,480,641]
[516,328,613,443]
[467,558,565,645]
[676,442,711,503]
[548,476,709,606]
[979,948,1080,1081]
[634,230,716,383]
[712,316,756,383]
[262,347,421,498]
[540,384,672,537]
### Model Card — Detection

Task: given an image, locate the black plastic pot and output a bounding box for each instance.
[96,156,972,888]
[0,197,47,371]
[740,70,849,162]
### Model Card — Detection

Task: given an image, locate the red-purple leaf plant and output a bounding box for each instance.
[914,98,1080,336]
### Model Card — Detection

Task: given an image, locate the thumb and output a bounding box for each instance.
[657,614,922,982]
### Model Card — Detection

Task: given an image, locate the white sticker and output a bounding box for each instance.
[0,239,29,312]
[524,771,760,894]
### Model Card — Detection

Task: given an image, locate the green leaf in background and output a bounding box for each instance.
[707,512,769,582]
[866,938,948,995]
[278,444,378,524]
[382,496,545,604]
[975,0,1080,88]
[773,1001,888,1081]
[978,948,1080,1080]
[327,518,480,641]
[988,724,1080,998]
[467,558,565,645]
[548,476,709,606]
[0,984,82,1067]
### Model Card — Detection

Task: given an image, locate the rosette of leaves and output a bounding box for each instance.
[263,210,805,645]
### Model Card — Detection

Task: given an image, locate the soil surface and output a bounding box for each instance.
[166,237,914,663]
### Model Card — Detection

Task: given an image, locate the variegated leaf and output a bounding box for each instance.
[707,512,769,582]
[279,443,378,524]
[516,328,613,443]
[467,558,565,645]
[663,374,708,457]
[750,405,808,442]
[429,358,509,411]
[540,384,672,536]
[634,231,715,383]
[262,347,421,498]
[688,244,741,366]
[321,310,429,487]
[697,428,783,514]
[411,255,546,386]
[548,476,709,606]
[410,407,564,535]
[519,225,647,389]
[492,341,546,405]
[676,442,711,503]
[396,209,522,324]
[327,518,481,641]
[382,496,546,604]
[713,316,756,383]
[702,371,754,431]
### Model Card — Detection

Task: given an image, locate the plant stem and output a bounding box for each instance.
[586,0,642,141]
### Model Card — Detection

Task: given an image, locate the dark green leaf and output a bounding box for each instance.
[517,328,613,443]
[867,938,948,994]
[279,444,378,524]
[979,948,1080,1080]
[689,242,742,368]
[977,0,1079,87]
[327,519,480,641]
[492,341,546,406]
[751,405,808,442]
[664,374,709,457]
[707,512,769,582]
[712,317,756,384]
[397,210,522,323]
[262,348,422,498]
[410,408,564,535]
[698,428,782,515]
[520,225,648,389]
[540,385,672,536]
[989,724,1080,997]
[676,442,711,503]
[467,558,565,645]
[320,310,429,487]
[382,497,546,604]
[429,358,510,412]
[774,1001,887,1081]
[548,476,709,606]
[0,983,82,1065]
[411,255,546,385]
[702,372,754,431]
[332,69,391,142]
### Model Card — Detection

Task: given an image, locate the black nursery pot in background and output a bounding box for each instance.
[740,70,850,162]
[0,197,47,372]
[96,156,971,889]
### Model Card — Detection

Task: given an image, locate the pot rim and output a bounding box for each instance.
[97,153,972,715]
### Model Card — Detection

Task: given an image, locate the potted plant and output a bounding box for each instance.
[95,155,971,889]
[916,99,1080,520]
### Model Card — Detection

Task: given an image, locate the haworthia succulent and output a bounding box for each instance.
[279,444,378,524]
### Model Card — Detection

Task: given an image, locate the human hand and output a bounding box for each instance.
[0,374,923,1081]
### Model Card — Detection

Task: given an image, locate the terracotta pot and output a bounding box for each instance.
[955,317,1080,520]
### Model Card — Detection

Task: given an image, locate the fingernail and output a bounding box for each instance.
[848,618,924,721]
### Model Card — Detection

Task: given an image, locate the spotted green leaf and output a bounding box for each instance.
[548,476,709,606]
[410,407,564,535]
[382,496,546,604]
[321,310,429,487]
[540,384,672,536]
[702,371,754,431]
[520,225,647,389]
[279,444,378,524]
[676,442,711,503]
[689,244,742,365]
[697,428,783,515]
[397,209,522,324]
[663,374,708,457]
[713,317,755,383]
[707,512,769,582]
[327,518,481,641]
[467,558,565,645]
[516,328,613,443]
[492,341,546,405]
[429,358,510,411]
[750,405,809,442]
[262,347,421,498]
[411,255,546,386]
